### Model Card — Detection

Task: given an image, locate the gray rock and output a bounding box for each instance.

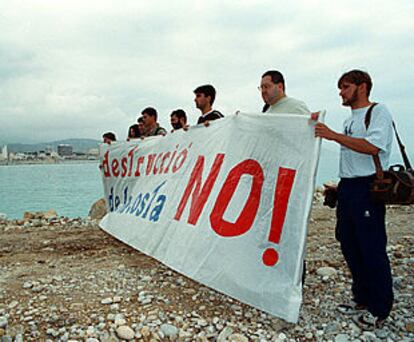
[276,332,287,340]
[22,281,33,289]
[113,296,122,303]
[228,333,249,342]
[14,334,24,342]
[374,327,390,339]
[316,266,337,277]
[110,303,119,311]
[217,326,233,342]
[335,334,350,342]
[88,198,107,220]
[305,332,313,340]
[160,323,179,337]
[326,322,341,334]
[0,316,8,328]
[362,331,377,340]
[114,317,126,326]
[115,325,134,340]
[46,328,59,337]
[101,298,113,305]
[8,301,19,309]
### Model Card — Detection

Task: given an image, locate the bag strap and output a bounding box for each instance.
[392,121,413,170]
[364,103,384,179]
[364,102,378,129]
[365,103,413,179]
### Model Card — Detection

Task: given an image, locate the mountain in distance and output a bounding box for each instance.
[5,138,100,153]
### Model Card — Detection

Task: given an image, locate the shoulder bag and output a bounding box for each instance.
[365,104,414,205]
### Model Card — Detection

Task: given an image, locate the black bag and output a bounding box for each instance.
[370,165,414,204]
[365,104,414,205]
[323,186,338,208]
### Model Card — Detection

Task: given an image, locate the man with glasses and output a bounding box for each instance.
[259,70,310,287]
[260,70,310,114]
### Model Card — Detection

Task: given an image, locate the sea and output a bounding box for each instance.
[0,150,341,220]
[0,162,104,219]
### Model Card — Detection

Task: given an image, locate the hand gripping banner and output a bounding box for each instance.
[99,111,324,322]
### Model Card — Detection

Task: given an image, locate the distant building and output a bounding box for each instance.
[88,148,99,156]
[0,145,8,161]
[50,151,60,159]
[57,144,73,157]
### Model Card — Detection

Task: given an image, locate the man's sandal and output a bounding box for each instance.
[353,312,386,330]
[337,301,367,315]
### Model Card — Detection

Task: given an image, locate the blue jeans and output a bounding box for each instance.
[336,176,393,319]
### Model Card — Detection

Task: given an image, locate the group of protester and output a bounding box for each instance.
[102,84,225,144]
[102,69,395,330]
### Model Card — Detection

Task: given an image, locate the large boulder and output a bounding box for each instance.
[23,212,36,220]
[23,209,58,220]
[43,209,58,220]
[89,198,107,220]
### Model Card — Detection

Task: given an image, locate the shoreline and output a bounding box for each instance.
[0,159,99,167]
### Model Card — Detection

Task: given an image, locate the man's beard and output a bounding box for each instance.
[342,88,358,106]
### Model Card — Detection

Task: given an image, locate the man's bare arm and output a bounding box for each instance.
[315,122,379,155]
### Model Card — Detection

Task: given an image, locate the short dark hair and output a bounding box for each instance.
[193,84,216,105]
[338,70,372,96]
[137,116,144,124]
[128,124,141,138]
[102,132,116,141]
[141,107,158,121]
[170,109,187,123]
[262,70,285,91]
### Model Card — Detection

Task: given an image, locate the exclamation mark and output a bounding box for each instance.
[262,167,296,266]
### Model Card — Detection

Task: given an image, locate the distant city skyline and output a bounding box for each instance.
[1,1,413,156]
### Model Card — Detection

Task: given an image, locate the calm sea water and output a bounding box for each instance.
[0,162,104,219]
[0,150,341,220]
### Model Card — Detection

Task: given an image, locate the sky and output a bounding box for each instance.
[1,0,413,154]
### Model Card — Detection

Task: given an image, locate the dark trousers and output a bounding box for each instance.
[336,176,393,319]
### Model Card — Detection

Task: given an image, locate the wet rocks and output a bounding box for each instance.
[23,209,57,221]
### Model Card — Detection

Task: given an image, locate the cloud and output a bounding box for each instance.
[0,0,413,149]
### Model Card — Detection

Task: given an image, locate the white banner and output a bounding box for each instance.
[99,112,324,322]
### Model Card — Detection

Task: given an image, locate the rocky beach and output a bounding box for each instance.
[0,200,413,341]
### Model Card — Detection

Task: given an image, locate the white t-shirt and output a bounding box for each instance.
[339,103,393,178]
[266,96,310,115]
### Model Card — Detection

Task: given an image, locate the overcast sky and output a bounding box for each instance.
[1,0,413,152]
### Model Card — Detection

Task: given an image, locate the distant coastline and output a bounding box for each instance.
[0,158,99,167]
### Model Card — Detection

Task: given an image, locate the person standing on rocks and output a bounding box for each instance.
[194,84,224,125]
[260,69,311,285]
[314,69,394,329]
